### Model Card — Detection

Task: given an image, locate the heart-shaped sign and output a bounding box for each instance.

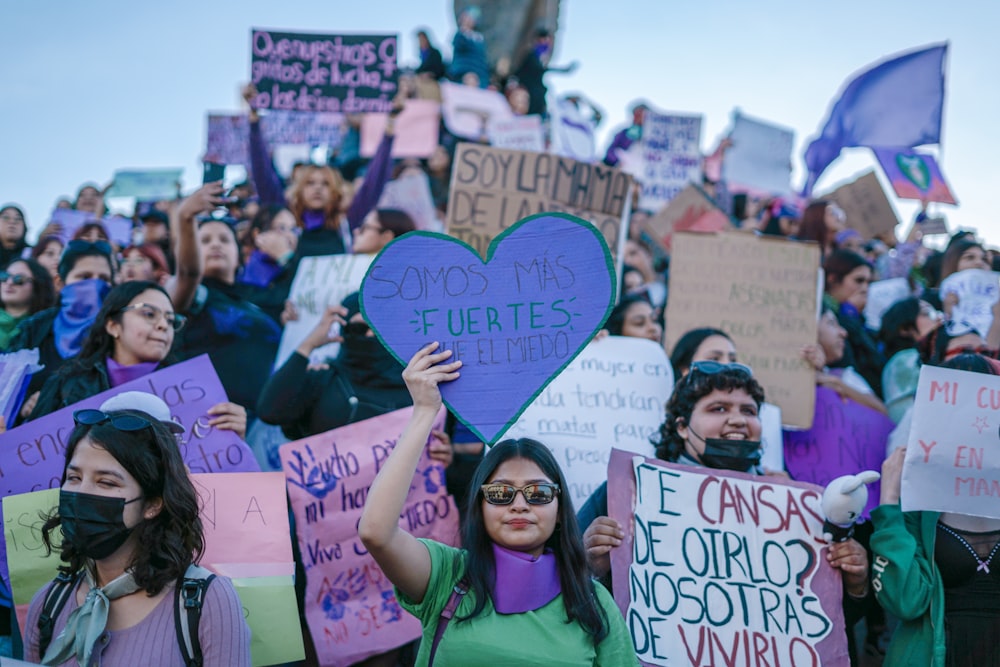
[896,153,931,191]
[360,213,616,444]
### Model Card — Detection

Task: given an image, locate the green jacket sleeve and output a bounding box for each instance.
[593,584,639,666]
[869,503,936,621]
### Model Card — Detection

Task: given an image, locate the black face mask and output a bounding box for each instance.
[699,437,762,472]
[59,490,142,560]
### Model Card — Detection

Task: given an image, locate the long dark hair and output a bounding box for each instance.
[1,258,55,314]
[41,409,204,594]
[653,368,766,462]
[75,281,173,364]
[940,239,986,281]
[605,294,652,336]
[823,249,870,296]
[878,297,922,358]
[458,438,609,643]
[797,200,832,255]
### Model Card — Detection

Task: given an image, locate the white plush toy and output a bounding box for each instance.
[820,471,881,542]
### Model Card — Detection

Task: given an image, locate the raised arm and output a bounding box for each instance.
[243,84,287,208]
[345,102,401,229]
[165,182,222,312]
[358,342,461,602]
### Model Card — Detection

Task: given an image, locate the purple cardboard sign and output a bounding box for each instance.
[783,385,894,518]
[872,147,957,205]
[607,448,849,667]
[360,213,616,444]
[0,355,259,588]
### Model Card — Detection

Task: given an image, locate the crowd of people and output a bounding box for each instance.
[0,9,996,667]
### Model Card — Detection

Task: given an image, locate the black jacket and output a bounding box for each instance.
[29,355,113,420]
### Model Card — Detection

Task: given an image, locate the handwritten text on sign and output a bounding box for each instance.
[250,30,398,113]
[607,450,848,667]
[279,407,456,667]
[638,112,703,211]
[939,269,1000,340]
[446,143,631,260]
[903,365,1000,518]
[665,232,820,429]
[361,213,616,444]
[501,337,671,509]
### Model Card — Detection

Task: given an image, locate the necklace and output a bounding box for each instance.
[938,522,1000,574]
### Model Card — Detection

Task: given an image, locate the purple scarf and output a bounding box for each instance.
[106,357,160,387]
[53,279,110,359]
[302,209,325,231]
[491,544,561,614]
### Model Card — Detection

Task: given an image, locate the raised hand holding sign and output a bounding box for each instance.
[360,213,616,444]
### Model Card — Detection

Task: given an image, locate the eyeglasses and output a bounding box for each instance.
[0,272,33,286]
[66,239,112,256]
[73,409,153,432]
[688,360,754,378]
[119,303,187,331]
[481,482,560,506]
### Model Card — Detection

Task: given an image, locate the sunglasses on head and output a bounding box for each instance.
[66,239,112,255]
[0,272,32,286]
[481,482,560,506]
[687,360,754,379]
[73,409,153,432]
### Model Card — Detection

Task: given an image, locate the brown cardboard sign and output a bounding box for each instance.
[821,170,899,240]
[665,232,821,428]
[446,142,632,258]
[641,184,734,253]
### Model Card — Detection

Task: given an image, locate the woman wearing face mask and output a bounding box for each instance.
[22,408,251,666]
[358,344,637,666]
[26,281,245,437]
[0,258,55,351]
[579,363,868,590]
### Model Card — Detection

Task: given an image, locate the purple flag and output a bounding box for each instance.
[802,43,947,196]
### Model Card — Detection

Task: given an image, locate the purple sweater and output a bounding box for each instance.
[248,118,395,233]
[24,574,251,666]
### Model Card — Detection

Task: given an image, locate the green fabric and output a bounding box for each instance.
[0,309,27,350]
[870,504,945,667]
[397,539,638,667]
[882,349,921,423]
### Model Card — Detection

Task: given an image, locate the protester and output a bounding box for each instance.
[603,100,648,167]
[798,200,847,259]
[238,204,299,323]
[30,236,64,285]
[0,258,55,351]
[119,243,170,286]
[824,249,886,397]
[28,280,246,438]
[879,297,943,423]
[811,306,887,415]
[940,238,990,282]
[359,343,638,665]
[669,327,737,375]
[871,353,1000,666]
[73,183,106,217]
[604,295,662,343]
[512,27,578,116]
[447,7,490,87]
[351,208,416,255]
[9,239,115,408]
[0,205,29,270]
[22,407,251,666]
[415,28,446,80]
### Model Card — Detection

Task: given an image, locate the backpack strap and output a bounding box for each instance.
[37,571,83,660]
[174,564,216,667]
[427,577,469,667]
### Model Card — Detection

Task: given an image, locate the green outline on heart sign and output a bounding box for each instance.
[359,211,618,445]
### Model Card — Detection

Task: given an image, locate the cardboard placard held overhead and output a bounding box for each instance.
[821,170,899,240]
[639,183,733,253]
[446,142,632,260]
[665,232,820,428]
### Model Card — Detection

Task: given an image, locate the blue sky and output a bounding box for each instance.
[2,1,996,245]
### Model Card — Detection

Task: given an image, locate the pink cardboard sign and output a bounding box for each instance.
[607,448,849,667]
[360,99,441,158]
[279,406,457,667]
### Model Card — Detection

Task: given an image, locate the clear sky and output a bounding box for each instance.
[2,1,996,245]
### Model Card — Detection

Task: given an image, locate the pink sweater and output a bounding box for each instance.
[24,574,251,666]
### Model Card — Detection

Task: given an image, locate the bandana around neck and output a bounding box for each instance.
[106,357,160,388]
[42,568,141,667]
[54,279,110,359]
[491,543,561,614]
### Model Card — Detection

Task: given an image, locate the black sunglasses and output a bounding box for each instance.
[481,482,560,506]
[66,239,112,255]
[688,360,753,378]
[73,409,153,432]
[0,272,33,286]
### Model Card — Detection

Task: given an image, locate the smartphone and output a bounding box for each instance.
[202,162,226,185]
